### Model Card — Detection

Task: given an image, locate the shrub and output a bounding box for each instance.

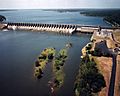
[48,53,54,59]
[0,15,6,22]
[39,55,46,60]
[86,44,92,50]
[35,60,40,67]
[92,48,102,56]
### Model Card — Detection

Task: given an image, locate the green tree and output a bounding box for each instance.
[0,15,6,22]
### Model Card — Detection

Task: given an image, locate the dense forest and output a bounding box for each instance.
[80,9,120,27]
[44,9,120,27]
[74,55,106,96]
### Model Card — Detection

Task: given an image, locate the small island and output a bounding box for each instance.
[53,48,67,86]
[48,47,68,92]
[34,47,56,79]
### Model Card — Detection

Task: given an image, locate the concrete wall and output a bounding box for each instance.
[1,22,116,35]
[76,27,99,33]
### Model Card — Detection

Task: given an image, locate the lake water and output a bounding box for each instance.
[0,9,109,96]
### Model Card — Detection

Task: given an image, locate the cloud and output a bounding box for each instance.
[0,0,120,9]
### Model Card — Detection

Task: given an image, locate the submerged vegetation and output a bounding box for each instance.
[74,55,106,96]
[34,47,56,79]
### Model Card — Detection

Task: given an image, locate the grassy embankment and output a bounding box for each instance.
[113,30,120,96]
[74,37,107,96]
[92,30,120,96]
[34,48,56,79]
[90,35,114,96]
[113,30,120,43]
[93,30,120,96]
[114,55,120,96]
[52,48,68,88]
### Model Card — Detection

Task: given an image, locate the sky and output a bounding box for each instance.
[0,0,120,9]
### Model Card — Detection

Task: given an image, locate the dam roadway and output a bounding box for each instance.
[0,22,119,34]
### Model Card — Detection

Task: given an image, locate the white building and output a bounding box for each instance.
[95,29,112,38]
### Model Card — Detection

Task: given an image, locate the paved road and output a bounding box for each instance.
[108,54,117,96]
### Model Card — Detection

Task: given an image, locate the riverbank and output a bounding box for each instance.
[80,9,120,27]
[74,33,107,95]
[74,55,106,96]
[91,31,115,96]
[80,29,119,96]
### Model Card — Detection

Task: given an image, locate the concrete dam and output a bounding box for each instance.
[0,22,115,34]
[7,22,77,34]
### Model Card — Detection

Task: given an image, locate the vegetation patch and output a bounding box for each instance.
[48,47,68,93]
[34,47,56,79]
[80,9,120,27]
[53,48,67,88]
[74,55,106,96]
[0,15,6,22]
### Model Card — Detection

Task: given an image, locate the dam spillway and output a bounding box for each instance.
[7,22,77,34]
[0,22,116,34]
